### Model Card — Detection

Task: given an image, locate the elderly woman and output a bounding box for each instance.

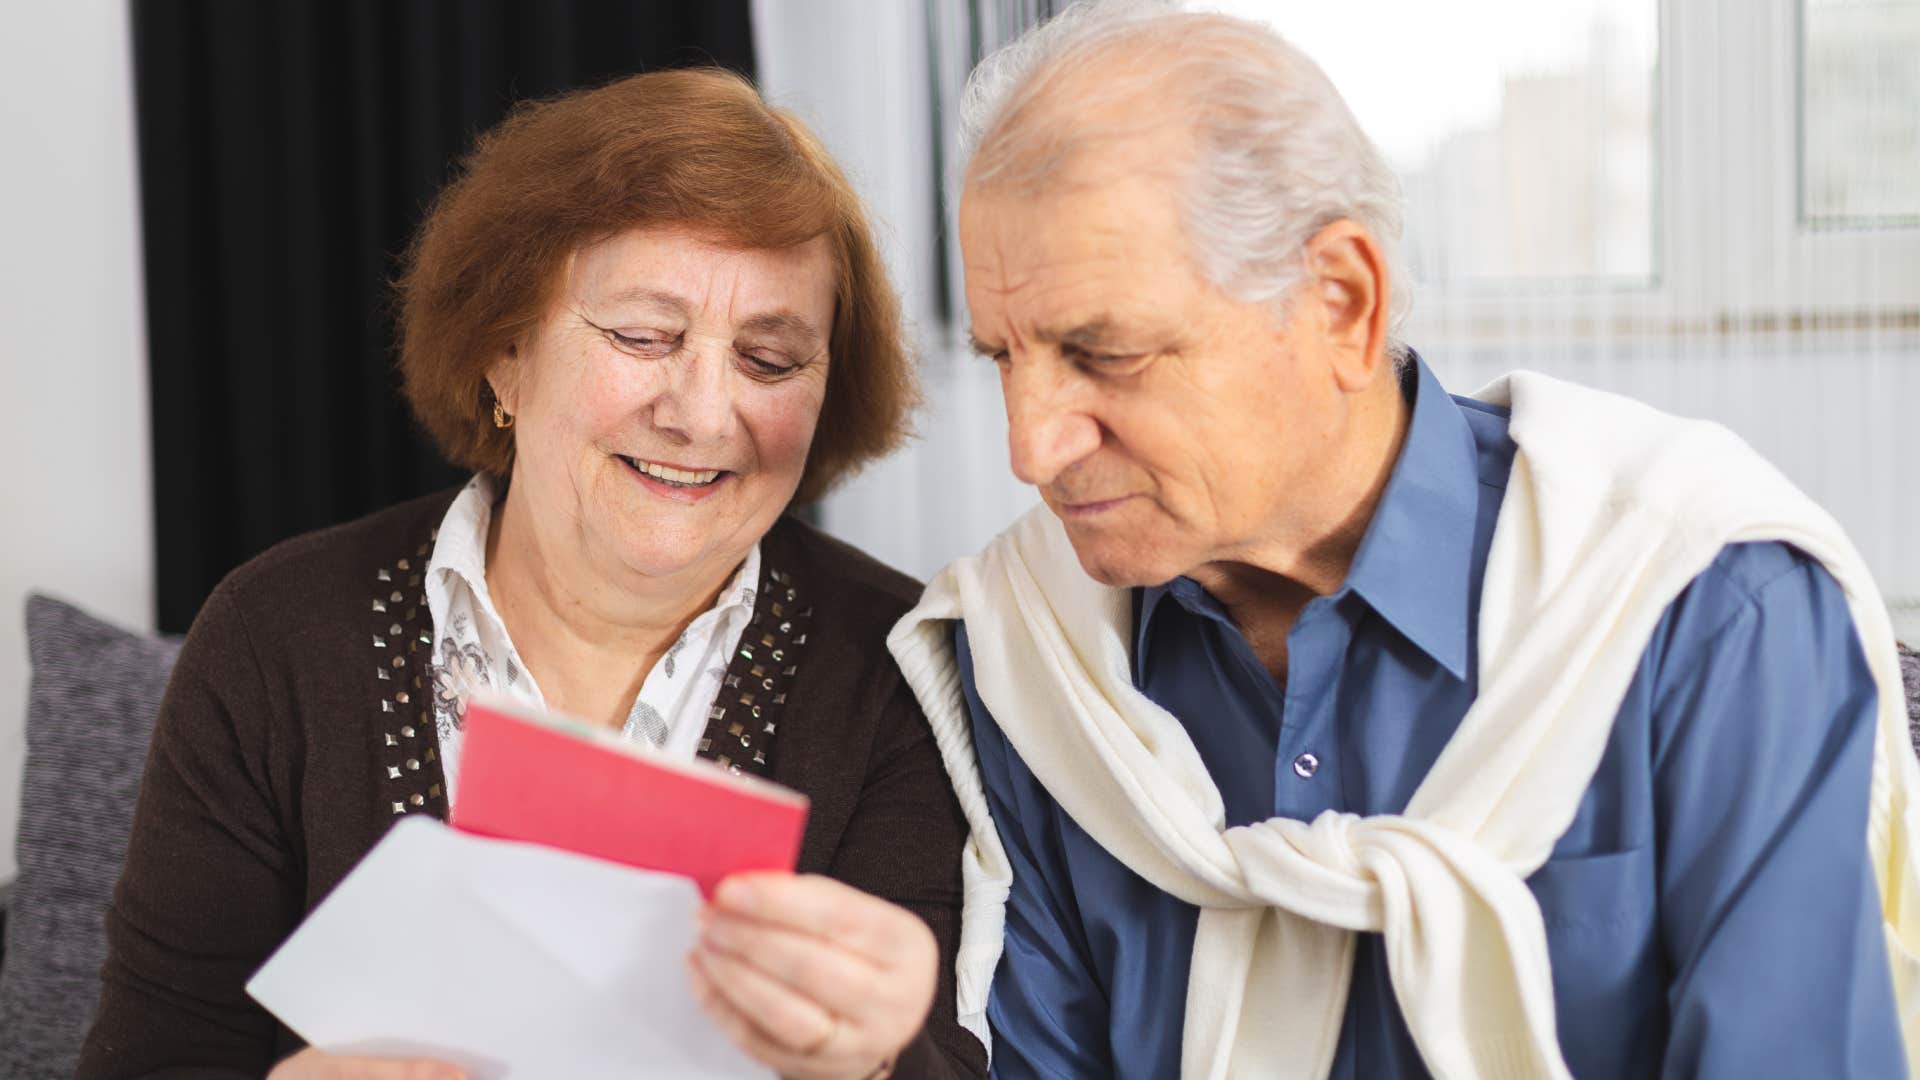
[76,69,982,1080]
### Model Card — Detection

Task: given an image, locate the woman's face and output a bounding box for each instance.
[493,224,835,587]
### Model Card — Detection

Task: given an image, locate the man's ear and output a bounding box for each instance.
[1304,219,1391,393]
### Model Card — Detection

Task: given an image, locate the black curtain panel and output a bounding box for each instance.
[133,1,756,633]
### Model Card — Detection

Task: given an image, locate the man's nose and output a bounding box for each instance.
[1002,355,1100,487]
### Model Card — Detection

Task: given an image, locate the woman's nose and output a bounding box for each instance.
[648,338,736,445]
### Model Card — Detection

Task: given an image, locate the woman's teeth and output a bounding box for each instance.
[628,458,721,486]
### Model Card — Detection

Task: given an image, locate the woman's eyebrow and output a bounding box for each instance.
[596,285,691,316]
[589,286,822,348]
[739,310,825,346]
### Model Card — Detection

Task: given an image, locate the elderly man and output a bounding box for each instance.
[891,4,1920,1079]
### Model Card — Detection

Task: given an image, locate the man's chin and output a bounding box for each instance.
[1047,497,1186,588]
[1058,528,1161,589]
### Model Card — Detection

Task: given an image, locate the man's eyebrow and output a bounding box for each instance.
[1056,318,1124,350]
[968,317,1127,356]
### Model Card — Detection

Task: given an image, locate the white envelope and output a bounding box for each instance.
[247,817,773,1079]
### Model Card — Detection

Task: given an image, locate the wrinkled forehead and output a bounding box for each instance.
[563,224,836,322]
[957,186,1220,359]
[959,85,1201,302]
[959,153,1201,294]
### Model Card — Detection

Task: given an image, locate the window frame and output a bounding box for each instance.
[1407,0,1920,348]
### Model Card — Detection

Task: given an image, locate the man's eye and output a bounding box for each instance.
[1072,348,1143,369]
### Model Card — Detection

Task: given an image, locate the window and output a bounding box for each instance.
[1802,0,1920,226]
[1216,0,1659,286]
[1208,0,1920,638]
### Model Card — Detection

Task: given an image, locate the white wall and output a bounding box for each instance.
[0,0,153,887]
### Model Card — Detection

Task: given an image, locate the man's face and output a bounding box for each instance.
[960,170,1356,588]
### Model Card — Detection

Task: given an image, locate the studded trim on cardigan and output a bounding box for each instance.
[367,524,817,819]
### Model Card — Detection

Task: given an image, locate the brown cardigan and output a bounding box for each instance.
[76,490,986,1080]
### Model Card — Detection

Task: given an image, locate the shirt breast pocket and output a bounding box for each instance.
[1524,844,1666,1067]
[1527,844,1653,932]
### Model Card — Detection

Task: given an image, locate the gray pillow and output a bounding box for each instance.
[0,595,180,1079]
[1904,643,1920,752]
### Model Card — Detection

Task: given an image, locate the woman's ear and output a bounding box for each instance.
[485,344,520,415]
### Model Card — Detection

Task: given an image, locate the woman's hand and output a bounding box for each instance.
[690,873,937,1080]
[266,1048,467,1080]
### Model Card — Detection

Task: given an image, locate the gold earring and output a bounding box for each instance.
[493,401,514,429]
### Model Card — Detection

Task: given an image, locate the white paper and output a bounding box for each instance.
[247,817,773,1079]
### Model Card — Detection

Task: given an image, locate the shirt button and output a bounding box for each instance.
[1292,752,1320,779]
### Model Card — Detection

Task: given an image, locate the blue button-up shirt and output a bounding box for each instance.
[956,357,1901,1078]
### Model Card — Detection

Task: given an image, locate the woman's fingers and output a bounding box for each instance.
[266,1048,468,1080]
[700,908,884,1016]
[341,1061,467,1080]
[693,872,939,1079]
[689,940,842,1054]
[710,872,928,967]
[689,949,863,1080]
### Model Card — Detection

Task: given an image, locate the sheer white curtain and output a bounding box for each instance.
[752,0,1039,582]
[756,0,1920,640]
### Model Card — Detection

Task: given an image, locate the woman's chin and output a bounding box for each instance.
[604,536,713,580]
[595,515,757,584]
[583,468,790,581]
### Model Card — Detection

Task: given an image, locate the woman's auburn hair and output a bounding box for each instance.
[397,68,915,504]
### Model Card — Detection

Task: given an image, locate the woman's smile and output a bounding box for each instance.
[617,453,732,502]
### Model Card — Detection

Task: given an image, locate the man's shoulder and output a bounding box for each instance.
[1673,541,1835,637]
[1647,540,1855,693]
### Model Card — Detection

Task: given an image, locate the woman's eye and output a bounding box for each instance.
[740,351,796,377]
[606,329,677,357]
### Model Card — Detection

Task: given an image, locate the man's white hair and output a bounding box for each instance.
[959,0,1412,367]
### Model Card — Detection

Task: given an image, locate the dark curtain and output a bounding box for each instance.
[133,1,756,633]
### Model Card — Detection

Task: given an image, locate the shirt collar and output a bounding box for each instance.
[1340,354,1477,679]
[1134,353,1478,681]
[425,473,764,640]
[425,474,501,636]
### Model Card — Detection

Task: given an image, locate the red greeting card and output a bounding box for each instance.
[448,695,810,898]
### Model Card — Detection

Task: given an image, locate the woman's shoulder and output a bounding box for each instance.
[203,488,459,633]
